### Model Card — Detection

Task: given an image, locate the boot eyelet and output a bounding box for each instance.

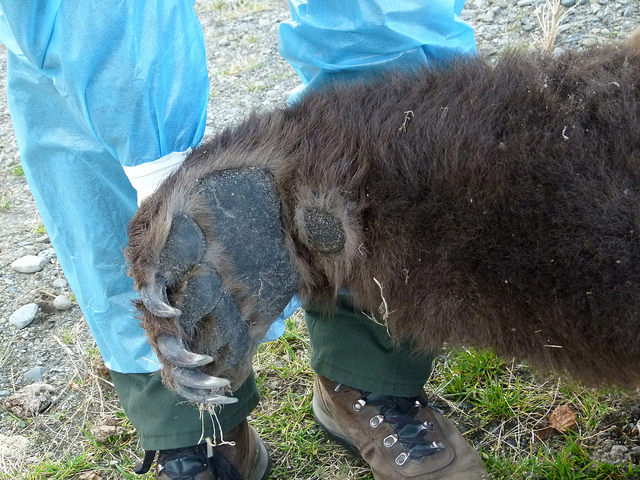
[431,441,445,451]
[383,434,398,447]
[395,452,409,465]
[369,415,384,428]
[353,399,366,411]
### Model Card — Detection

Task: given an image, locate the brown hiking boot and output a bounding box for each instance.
[312,375,488,479]
[134,420,269,480]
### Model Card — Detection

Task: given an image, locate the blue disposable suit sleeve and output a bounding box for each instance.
[278,0,477,96]
[0,1,209,167]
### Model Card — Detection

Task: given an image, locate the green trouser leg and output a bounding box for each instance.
[111,295,433,450]
[110,370,259,450]
[305,295,435,397]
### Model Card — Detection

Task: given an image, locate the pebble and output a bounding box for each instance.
[53,295,73,311]
[516,0,533,6]
[10,255,47,273]
[3,383,56,417]
[623,6,636,17]
[37,247,57,261]
[0,434,29,460]
[9,303,39,329]
[561,0,576,6]
[52,278,68,289]
[23,366,45,382]
[581,37,599,47]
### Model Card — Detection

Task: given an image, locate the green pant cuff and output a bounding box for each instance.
[111,370,260,450]
[311,358,431,397]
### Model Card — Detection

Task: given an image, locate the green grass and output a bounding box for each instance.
[11,165,24,177]
[0,195,10,209]
[5,313,640,479]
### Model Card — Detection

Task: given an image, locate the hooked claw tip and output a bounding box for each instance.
[157,334,213,368]
[173,367,231,390]
[174,383,239,405]
[140,280,182,318]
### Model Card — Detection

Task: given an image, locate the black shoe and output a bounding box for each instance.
[134,420,270,480]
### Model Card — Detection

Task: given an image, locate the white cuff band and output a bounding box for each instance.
[123,149,191,205]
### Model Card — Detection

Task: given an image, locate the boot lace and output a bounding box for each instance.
[351,390,446,466]
[134,444,242,480]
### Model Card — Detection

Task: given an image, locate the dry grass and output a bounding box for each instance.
[535,0,575,52]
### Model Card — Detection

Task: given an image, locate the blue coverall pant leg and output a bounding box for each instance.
[7,53,149,372]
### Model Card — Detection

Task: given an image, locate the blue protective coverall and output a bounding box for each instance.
[0,0,475,374]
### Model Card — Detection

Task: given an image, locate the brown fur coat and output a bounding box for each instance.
[127,31,640,389]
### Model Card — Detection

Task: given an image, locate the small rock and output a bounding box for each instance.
[603,444,629,465]
[10,255,47,273]
[53,295,73,311]
[36,235,50,243]
[623,6,636,17]
[91,425,119,443]
[630,446,640,463]
[611,445,629,455]
[481,11,495,22]
[581,37,599,47]
[561,0,576,6]
[9,303,39,329]
[3,383,56,417]
[23,366,45,382]
[52,278,68,289]
[517,0,533,6]
[38,247,57,261]
[0,434,29,461]
[91,414,123,443]
[79,473,103,480]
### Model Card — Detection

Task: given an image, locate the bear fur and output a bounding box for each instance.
[127,30,640,390]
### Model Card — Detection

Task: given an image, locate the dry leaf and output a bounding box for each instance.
[549,404,577,433]
[533,420,556,442]
[79,472,103,480]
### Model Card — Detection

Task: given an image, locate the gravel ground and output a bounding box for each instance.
[0,0,639,477]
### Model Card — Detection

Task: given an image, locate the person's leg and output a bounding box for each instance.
[6,34,265,480]
[306,295,487,479]
[111,372,259,450]
[305,295,433,396]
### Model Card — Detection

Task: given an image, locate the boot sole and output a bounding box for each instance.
[253,436,271,480]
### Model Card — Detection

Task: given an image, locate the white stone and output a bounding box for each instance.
[11,255,47,273]
[52,278,68,289]
[53,295,73,311]
[0,434,29,461]
[9,303,39,329]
